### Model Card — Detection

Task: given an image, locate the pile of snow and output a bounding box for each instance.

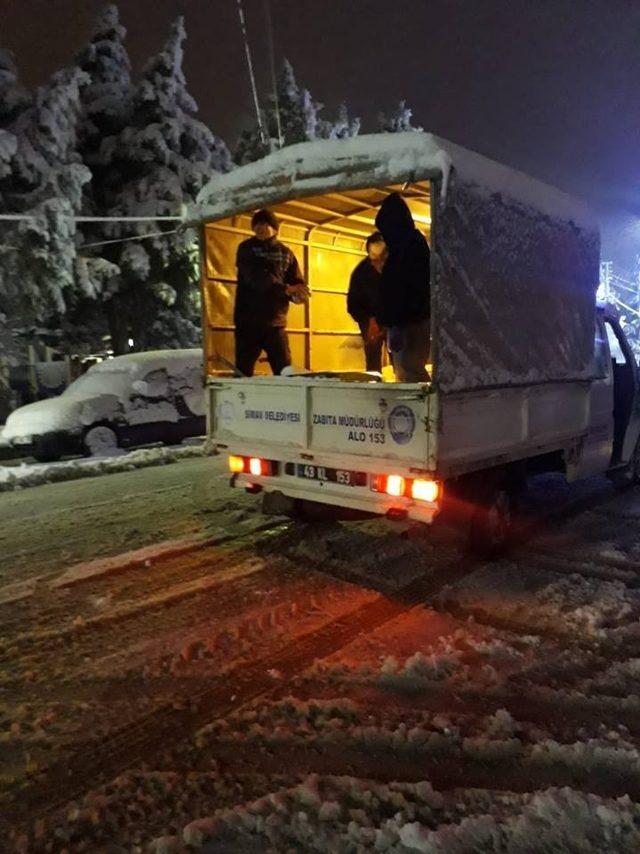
[378,648,460,689]
[0,443,203,492]
[531,738,640,778]
[438,564,639,637]
[584,658,640,697]
[162,775,640,853]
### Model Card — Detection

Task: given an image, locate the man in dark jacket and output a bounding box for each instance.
[347,231,387,372]
[234,209,308,376]
[375,193,431,382]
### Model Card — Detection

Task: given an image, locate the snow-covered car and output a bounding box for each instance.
[2,349,205,462]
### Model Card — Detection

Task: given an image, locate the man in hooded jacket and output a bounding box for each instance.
[374,193,431,382]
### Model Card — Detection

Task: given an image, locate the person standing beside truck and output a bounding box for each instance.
[234,209,309,377]
[347,231,387,372]
[374,193,431,382]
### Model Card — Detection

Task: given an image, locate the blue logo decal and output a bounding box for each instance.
[388,405,416,445]
[218,401,235,422]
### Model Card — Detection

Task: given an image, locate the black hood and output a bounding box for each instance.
[375,193,416,249]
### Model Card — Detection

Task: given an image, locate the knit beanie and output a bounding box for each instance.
[251,208,279,231]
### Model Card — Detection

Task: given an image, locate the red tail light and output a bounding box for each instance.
[228,455,277,477]
[249,457,265,476]
[371,474,408,497]
[411,479,440,503]
[386,474,406,497]
[372,473,440,503]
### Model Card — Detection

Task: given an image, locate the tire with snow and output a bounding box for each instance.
[468,478,516,558]
[83,425,120,457]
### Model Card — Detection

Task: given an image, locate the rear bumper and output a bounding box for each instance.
[231,470,440,524]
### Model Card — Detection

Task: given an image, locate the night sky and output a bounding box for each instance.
[2,0,640,265]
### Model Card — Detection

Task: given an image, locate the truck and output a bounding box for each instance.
[191,132,640,554]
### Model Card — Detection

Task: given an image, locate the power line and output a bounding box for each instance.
[235,0,267,146]
[78,229,181,251]
[264,0,282,148]
[75,215,184,223]
[0,213,184,223]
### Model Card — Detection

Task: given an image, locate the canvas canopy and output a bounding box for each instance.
[191,133,600,393]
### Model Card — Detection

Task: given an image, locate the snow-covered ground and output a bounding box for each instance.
[3,471,640,851]
[0,439,204,492]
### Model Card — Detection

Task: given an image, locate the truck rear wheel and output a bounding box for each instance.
[468,481,516,558]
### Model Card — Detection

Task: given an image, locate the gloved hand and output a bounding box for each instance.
[286,284,311,304]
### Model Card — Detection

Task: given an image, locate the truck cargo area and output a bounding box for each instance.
[201,182,431,377]
[201,179,439,522]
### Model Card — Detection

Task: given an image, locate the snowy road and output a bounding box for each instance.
[3,463,640,850]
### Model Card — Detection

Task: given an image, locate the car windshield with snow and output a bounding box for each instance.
[1,349,205,462]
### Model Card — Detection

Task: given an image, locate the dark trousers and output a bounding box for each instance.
[358,321,384,373]
[235,325,291,377]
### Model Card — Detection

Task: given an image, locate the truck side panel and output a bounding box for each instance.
[437,383,591,477]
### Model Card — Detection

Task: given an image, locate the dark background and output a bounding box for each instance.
[2,0,639,266]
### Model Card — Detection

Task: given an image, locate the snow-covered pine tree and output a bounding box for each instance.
[78,6,132,145]
[63,3,135,352]
[378,100,422,133]
[0,49,30,409]
[92,15,231,352]
[0,49,30,129]
[269,58,307,145]
[0,67,90,323]
[320,102,360,140]
[234,58,359,163]
[0,50,30,198]
[234,125,271,166]
[76,4,132,160]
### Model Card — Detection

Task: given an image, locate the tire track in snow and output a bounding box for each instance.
[0,552,477,828]
[0,518,289,647]
[199,739,640,803]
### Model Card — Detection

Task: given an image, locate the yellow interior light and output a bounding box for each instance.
[229,455,244,474]
[411,478,440,503]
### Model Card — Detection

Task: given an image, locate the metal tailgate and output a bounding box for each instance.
[209,377,433,466]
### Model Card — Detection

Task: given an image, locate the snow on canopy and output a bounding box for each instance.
[192,131,596,235]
